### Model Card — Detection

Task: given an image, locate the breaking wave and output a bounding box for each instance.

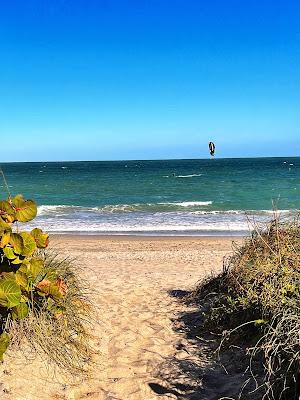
[176,174,202,178]
[38,201,214,215]
[33,204,299,236]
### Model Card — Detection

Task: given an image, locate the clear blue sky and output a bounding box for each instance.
[0,0,299,161]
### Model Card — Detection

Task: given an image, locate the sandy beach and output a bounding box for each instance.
[0,235,239,400]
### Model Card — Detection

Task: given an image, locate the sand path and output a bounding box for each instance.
[0,236,234,400]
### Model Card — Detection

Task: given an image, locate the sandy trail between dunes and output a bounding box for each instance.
[0,236,237,400]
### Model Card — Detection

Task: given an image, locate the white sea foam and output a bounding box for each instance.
[38,204,296,216]
[31,218,250,234]
[173,201,212,207]
[259,209,293,214]
[32,205,298,236]
[90,201,213,212]
[93,204,138,213]
[176,174,202,178]
[191,210,241,215]
[37,205,80,215]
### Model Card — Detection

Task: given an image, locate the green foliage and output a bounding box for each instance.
[11,303,29,320]
[0,279,22,308]
[0,193,58,361]
[12,253,94,374]
[0,191,92,375]
[191,217,300,399]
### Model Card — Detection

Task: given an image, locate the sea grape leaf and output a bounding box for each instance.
[11,256,24,265]
[0,200,14,213]
[36,279,63,300]
[19,232,36,256]
[28,258,44,281]
[20,294,30,302]
[9,233,23,254]
[56,278,67,296]
[31,228,49,248]
[0,332,10,361]
[254,319,268,326]
[18,263,33,283]
[47,284,63,300]
[20,258,30,267]
[0,217,12,231]
[0,200,11,213]
[1,272,15,280]
[36,278,52,291]
[3,246,16,260]
[18,263,28,273]
[12,195,37,222]
[45,268,57,281]
[0,201,16,223]
[15,270,28,289]
[0,231,11,247]
[0,279,22,308]
[11,303,29,320]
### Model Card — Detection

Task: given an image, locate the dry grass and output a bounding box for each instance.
[190,215,300,399]
[8,252,95,376]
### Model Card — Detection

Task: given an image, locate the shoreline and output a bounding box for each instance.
[50,233,244,241]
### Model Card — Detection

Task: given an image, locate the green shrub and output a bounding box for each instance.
[0,193,92,374]
[191,217,300,399]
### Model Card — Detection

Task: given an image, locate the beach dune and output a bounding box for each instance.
[0,236,235,399]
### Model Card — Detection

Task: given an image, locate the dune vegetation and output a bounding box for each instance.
[190,216,300,399]
[0,188,93,375]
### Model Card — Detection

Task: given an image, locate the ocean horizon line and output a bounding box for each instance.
[0,155,299,164]
[1,157,298,236]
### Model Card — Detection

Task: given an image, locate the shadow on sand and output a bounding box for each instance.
[148,289,265,400]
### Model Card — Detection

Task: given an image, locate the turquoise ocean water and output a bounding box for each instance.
[0,158,299,235]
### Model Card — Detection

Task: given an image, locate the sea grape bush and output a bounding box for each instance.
[0,194,67,360]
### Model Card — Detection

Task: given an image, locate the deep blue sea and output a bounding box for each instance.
[0,158,299,235]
